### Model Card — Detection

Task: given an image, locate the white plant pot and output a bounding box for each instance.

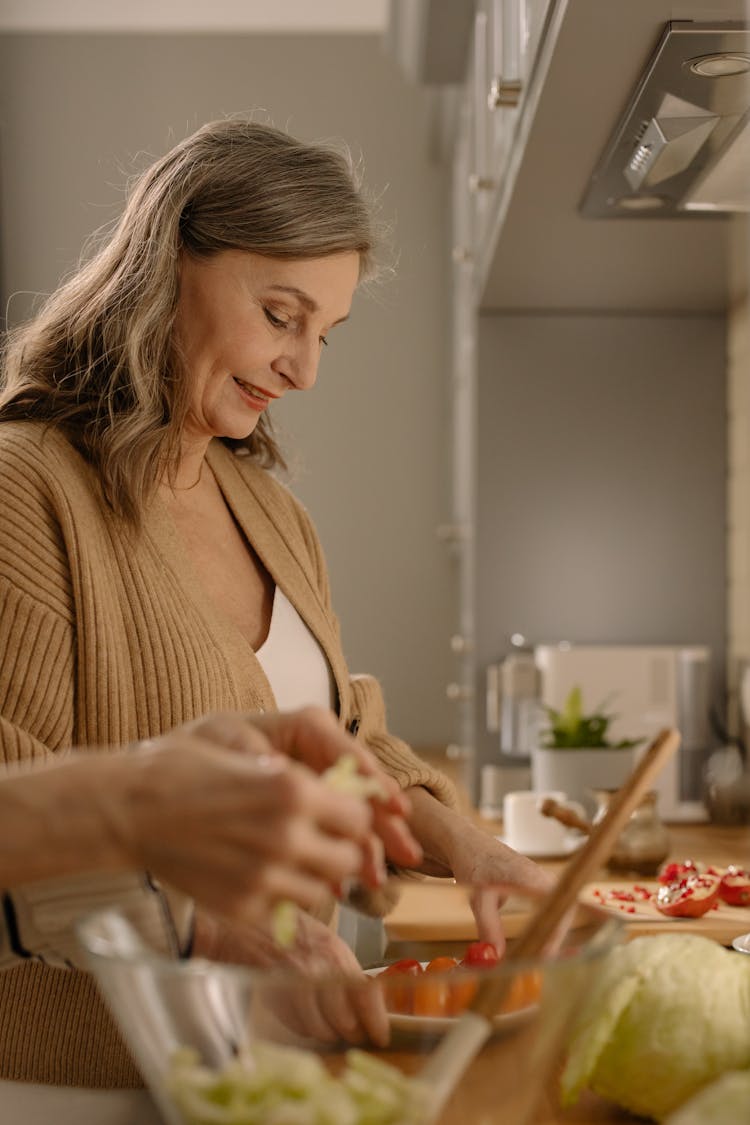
[530,746,640,816]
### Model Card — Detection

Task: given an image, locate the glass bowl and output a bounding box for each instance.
[76,881,622,1125]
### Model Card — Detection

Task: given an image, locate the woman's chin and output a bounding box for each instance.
[217,415,262,442]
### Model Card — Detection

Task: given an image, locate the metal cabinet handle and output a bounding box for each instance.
[488,75,522,109]
[488,0,523,109]
[446,682,475,702]
[468,172,497,192]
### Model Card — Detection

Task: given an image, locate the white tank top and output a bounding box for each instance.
[255,587,336,711]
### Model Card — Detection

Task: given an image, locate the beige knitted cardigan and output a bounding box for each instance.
[0,422,456,1087]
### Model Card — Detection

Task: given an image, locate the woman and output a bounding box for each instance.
[0,117,551,1090]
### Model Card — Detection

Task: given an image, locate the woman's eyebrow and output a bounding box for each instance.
[267,285,350,325]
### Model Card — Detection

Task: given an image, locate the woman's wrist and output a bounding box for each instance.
[404,785,478,878]
[0,754,132,885]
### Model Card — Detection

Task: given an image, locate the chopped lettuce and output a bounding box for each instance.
[664,1069,750,1125]
[168,1041,430,1125]
[321,755,387,801]
[560,934,750,1121]
[270,900,299,949]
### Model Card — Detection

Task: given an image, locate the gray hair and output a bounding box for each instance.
[0,117,381,523]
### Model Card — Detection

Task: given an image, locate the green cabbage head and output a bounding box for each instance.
[665,1069,750,1125]
[560,933,750,1120]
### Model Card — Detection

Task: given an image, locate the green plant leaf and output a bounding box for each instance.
[541,686,632,749]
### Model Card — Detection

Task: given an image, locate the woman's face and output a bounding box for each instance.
[173,249,360,448]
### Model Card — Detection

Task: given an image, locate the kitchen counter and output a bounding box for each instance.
[383,820,750,953]
[24,822,746,1125]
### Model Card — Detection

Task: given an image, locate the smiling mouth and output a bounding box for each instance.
[232,377,275,405]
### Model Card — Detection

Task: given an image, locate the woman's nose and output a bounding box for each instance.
[274,337,321,391]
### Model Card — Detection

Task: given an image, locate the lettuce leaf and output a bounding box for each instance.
[664,1069,750,1125]
[560,934,750,1120]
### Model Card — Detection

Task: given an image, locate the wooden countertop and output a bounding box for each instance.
[384,820,750,951]
[380,818,749,1124]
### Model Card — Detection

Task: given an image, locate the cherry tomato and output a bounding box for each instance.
[719,866,750,906]
[412,957,458,1018]
[379,958,423,1015]
[447,971,478,1016]
[425,956,459,973]
[655,874,720,918]
[381,958,423,975]
[500,970,543,1013]
[461,941,499,969]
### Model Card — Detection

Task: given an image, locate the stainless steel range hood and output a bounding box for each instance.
[581,21,750,217]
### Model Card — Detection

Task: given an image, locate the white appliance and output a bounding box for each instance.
[535,644,712,822]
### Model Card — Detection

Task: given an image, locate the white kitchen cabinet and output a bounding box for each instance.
[462,0,558,282]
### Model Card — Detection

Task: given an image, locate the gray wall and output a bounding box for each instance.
[0,32,454,746]
[475,312,727,766]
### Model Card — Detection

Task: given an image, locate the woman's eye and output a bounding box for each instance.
[264,308,288,329]
[320,336,329,348]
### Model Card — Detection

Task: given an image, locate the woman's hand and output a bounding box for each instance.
[404,786,556,954]
[104,722,380,925]
[187,709,424,884]
[194,908,389,1047]
[447,831,555,953]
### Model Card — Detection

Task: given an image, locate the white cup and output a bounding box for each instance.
[502,789,585,856]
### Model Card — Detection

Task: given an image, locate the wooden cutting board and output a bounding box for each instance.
[384,880,529,943]
[578,879,750,944]
[383,878,750,947]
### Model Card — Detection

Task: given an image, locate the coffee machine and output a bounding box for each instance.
[534,643,712,822]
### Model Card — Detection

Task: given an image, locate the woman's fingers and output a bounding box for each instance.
[314,977,390,1047]
[242,709,422,871]
[297,767,373,843]
[357,833,387,890]
[370,804,423,868]
[248,708,410,815]
[220,762,376,890]
[315,980,367,1044]
[284,918,390,1047]
[159,854,333,925]
[468,886,508,954]
[348,979,390,1047]
[183,712,281,758]
[282,987,342,1043]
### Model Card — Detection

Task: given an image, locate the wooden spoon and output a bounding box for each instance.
[539,796,593,835]
[420,727,681,1116]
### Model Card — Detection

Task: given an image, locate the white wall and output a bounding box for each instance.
[475,312,727,766]
[0,32,454,746]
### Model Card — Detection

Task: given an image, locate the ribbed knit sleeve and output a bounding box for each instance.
[0,434,75,764]
[347,674,458,808]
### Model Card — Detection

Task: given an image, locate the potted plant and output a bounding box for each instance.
[530,686,642,814]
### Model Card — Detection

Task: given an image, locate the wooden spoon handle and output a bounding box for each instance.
[538,797,592,835]
[481,727,681,1000]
